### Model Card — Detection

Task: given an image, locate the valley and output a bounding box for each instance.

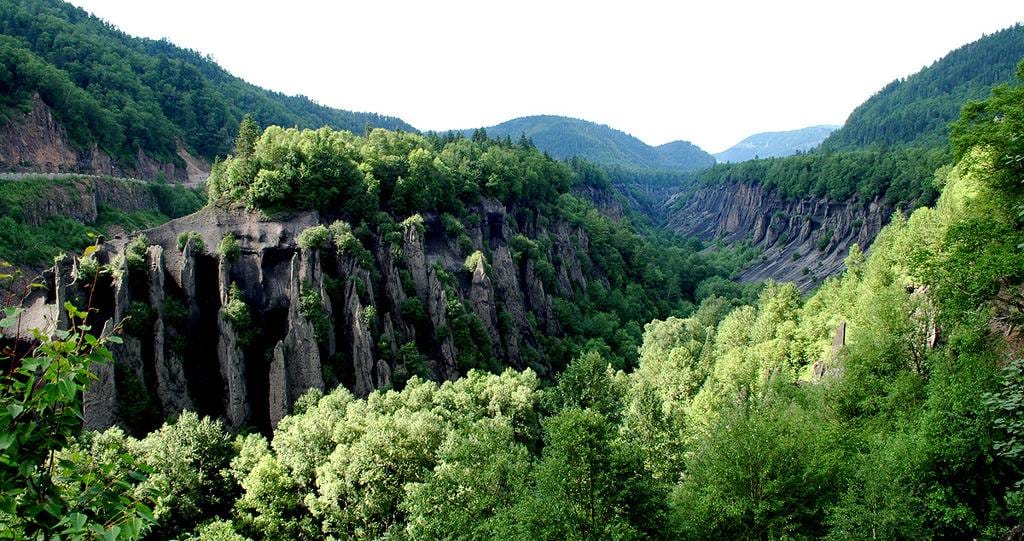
[1,1,1023,539]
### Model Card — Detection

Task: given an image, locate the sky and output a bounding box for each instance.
[69,1,1022,153]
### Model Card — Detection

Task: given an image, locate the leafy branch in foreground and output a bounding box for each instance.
[0,253,155,539]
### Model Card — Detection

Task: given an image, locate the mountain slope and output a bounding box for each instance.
[0,0,414,175]
[666,25,1024,289]
[714,125,839,163]
[822,23,1024,150]
[468,115,714,172]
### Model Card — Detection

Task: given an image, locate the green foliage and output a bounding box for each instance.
[123,300,156,336]
[693,145,947,208]
[298,282,331,345]
[400,298,427,325]
[824,24,1024,151]
[462,250,487,273]
[672,397,845,540]
[132,412,238,538]
[219,233,241,262]
[296,225,329,251]
[402,418,530,540]
[470,115,714,172]
[0,176,195,267]
[817,227,835,251]
[124,235,149,275]
[0,285,155,538]
[177,231,206,254]
[328,220,373,268]
[0,2,412,163]
[224,283,254,346]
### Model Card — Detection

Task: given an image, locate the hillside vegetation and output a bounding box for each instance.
[690,24,1024,209]
[467,115,715,172]
[0,0,413,167]
[823,23,1024,151]
[5,61,1024,540]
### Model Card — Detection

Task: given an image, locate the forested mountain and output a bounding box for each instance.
[0,0,413,173]
[714,125,839,163]
[5,60,1024,541]
[822,23,1024,150]
[666,25,1024,290]
[463,115,715,172]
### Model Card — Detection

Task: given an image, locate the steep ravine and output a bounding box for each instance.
[665,182,892,290]
[14,200,596,433]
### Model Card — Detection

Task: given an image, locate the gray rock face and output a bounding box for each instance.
[491,245,526,369]
[83,320,120,431]
[278,251,325,410]
[148,246,192,416]
[665,182,891,290]
[427,266,459,380]
[20,192,618,431]
[268,342,288,429]
[378,239,415,343]
[524,259,558,336]
[553,221,587,295]
[0,96,207,182]
[469,258,501,353]
[216,309,249,428]
[346,272,377,396]
[404,226,430,300]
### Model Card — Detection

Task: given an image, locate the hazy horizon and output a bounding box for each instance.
[69,0,1022,152]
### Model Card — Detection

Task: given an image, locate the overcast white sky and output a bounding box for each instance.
[69,0,1022,153]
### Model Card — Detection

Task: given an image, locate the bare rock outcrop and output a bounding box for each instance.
[665,182,891,290]
[0,96,208,182]
[427,266,459,380]
[469,258,501,353]
[82,320,120,431]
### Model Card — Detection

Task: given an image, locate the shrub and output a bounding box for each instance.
[297,225,330,251]
[299,282,331,344]
[816,228,834,251]
[401,298,427,324]
[176,231,205,254]
[329,221,373,268]
[218,233,241,261]
[223,283,254,346]
[125,235,148,275]
[440,213,465,238]
[463,250,488,273]
[363,305,377,326]
[401,213,426,235]
[124,301,156,336]
[77,255,101,283]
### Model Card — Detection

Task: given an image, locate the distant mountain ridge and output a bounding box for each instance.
[714,125,839,163]
[462,115,715,172]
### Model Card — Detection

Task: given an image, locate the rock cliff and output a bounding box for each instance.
[665,182,892,289]
[14,199,597,433]
[0,97,209,184]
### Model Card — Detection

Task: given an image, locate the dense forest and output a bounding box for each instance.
[0,0,412,166]
[3,55,1023,540]
[692,145,948,207]
[463,115,715,172]
[822,23,1024,151]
